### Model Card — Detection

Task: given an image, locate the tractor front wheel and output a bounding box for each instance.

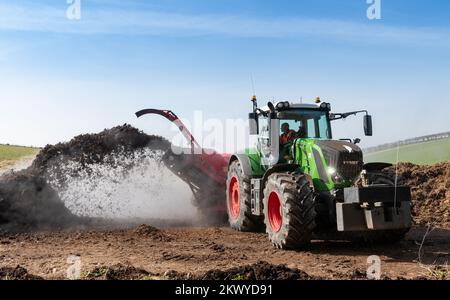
[263,172,316,249]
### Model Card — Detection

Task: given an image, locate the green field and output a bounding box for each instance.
[364,138,450,165]
[0,144,40,162]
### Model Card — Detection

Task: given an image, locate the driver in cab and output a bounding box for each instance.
[280,122,296,145]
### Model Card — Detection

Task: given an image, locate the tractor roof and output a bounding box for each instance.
[259,102,321,112]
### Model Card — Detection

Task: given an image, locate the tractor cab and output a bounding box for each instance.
[249,98,371,169]
[274,104,333,164]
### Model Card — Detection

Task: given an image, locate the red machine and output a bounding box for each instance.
[136,109,230,221]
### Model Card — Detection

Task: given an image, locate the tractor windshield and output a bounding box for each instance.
[279,109,331,140]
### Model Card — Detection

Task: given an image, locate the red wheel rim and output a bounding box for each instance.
[268,192,282,232]
[228,176,240,220]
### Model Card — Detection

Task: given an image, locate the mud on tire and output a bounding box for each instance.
[226,160,263,232]
[263,172,316,249]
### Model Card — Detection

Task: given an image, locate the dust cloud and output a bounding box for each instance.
[45,148,197,220]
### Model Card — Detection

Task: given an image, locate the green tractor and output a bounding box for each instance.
[226,97,411,249]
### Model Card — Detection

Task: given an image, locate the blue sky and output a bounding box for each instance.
[0,0,449,149]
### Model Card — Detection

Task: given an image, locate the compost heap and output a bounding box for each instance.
[387,162,450,228]
[0,125,174,232]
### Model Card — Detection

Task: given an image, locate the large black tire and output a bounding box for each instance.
[368,170,403,186]
[355,168,405,187]
[226,160,263,232]
[263,172,316,249]
[352,169,410,244]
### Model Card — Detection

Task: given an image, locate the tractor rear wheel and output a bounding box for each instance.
[263,172,316,249]
[226,160,263,232]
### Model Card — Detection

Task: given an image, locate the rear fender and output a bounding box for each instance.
[229,154,253,177]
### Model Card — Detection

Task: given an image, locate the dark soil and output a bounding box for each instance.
[84,261,314,280]
[85,264,152,280]
[387,163,450,228]
[31,124,170,177]
[0,172,80,232]
[134,224,172,242]
[77,260,430,280]
[1,227,448,280]
[0,266,43,280]
[192,261,314,280]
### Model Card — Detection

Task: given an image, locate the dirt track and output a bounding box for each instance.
[0,225,449,280]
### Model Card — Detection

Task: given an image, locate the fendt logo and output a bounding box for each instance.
[342,160,360,166]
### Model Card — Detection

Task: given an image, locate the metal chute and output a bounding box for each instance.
[136,108,230,221]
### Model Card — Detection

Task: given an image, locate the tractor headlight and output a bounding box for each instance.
[328,167,336,175]
[276,101,290,110]
[328,167,344,184]
[276,102,284,110]
[320,102,330,110]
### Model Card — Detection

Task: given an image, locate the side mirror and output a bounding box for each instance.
[353,138,361,144]
[364,115,373,136]
[249,113,258,135]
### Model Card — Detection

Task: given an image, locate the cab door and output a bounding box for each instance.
[257,114,279,167]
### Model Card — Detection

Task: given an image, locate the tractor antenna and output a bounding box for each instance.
[250,73,256,97]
